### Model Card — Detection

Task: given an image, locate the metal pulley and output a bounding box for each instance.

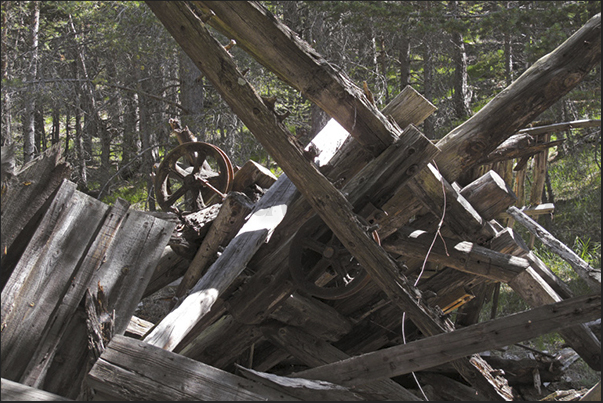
[288,214,379,300]
[154,142,234,215]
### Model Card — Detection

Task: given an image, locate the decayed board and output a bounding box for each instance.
[1,180,109,383]
[1,378,72,402]
[87,334,300,401]
[294,293,601,386]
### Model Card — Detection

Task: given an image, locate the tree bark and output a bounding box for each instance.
[22,1,40,163]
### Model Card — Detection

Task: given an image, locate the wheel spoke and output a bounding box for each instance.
[168,165,187,180]
[191,151,208,174]
[301,237,329,255]
[165,185,188,207]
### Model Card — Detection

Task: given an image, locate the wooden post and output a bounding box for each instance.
[175,191,254,300]
[507,206,601,292]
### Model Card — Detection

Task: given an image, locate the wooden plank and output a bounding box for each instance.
[293,293,601,386]
[497,203,554,220]
[146,4,509,399]
[261,323,422,401]
[507,206,601,292]
[175,191,254,300]
[38,205,175,399]
[142,246,190,298]
[143,175,298,351]
[1,378,72,402]
[86,335,299,401]
[1,145,71,288]
[433,13,601,183]
[235,366,365,401]
[1,181,110,383]
[382,227,529,283]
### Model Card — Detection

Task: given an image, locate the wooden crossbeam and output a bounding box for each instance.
[293,293,601,386]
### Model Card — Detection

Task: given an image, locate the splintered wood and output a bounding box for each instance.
[1,2,600,401]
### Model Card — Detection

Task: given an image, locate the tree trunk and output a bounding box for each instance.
[451,2,471,119]
[22,1,40,163]
[178,50,205,136]
[397,35,411,91]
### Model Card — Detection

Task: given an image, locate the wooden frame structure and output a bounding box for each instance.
[1,2,600,401]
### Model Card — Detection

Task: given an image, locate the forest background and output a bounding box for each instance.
[1,1,601,287]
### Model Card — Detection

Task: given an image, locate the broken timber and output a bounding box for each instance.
[1,179,175,399]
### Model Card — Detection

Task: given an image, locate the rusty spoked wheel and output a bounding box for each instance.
[155,142,234,214]
[288,214,379,300]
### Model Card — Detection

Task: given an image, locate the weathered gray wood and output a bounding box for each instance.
[1,145,71,288]
[235,365,365,401]
[146,4,509,398]
[39,204,175,399]
[1,181,109,383]
[126,316,154,339]
[179,315,264,368]
[1,378,72,401]
[477,133,564,166]
[497,203,554,220]
[232,159,278,191]
[293,293,601,386]
[175,191,254,299]
[381,85,437,129]
[143,175,297,350]
[19,198,130,389]
[382,227,529,283]
[261,323,422,401]
[507,206,601,292]
[86,335,299,401]
[142,246,190,298]
[491,227,601,370]
[434,13,601,183]
[517,118,601,136]
[194,1,401,154]
[269,292,352,342]
[459,170,517,220]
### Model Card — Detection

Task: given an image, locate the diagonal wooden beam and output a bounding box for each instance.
[145,2,512,399]
[293,293,601,386]
[194,1,400,155]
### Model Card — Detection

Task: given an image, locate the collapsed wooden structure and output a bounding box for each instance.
[1,2,601,401]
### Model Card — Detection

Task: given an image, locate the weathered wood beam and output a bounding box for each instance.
[497,203,554,220]
[490,227,601,370]
[1,144,71,289]
[261,323,421,401]
[477,133,565,166]
[235,366,366,401]
[175,191,254,300]
[434,13,601,183]
[1,378,72,402]
[194,1,400,154]
[293,293,601,386]
[86,335,300,401]
[507,206,601,292]
[144,174,297,350]
[382,227,529,283]
[517,118,601,136]
[145,3,508,399]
